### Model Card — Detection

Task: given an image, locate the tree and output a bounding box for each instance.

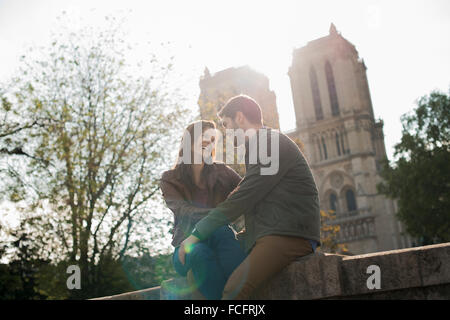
[4,217,51,300]
[377,89,450,244]
[318,209,349,254]
[0,87,50,158]
[0,14,188,298]
[0,87,53,202]
[121,252,177,291]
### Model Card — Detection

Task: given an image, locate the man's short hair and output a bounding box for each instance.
[217,94,263,124]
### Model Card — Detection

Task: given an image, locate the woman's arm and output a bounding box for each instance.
[222,164,243,193]
[160,178,212,220]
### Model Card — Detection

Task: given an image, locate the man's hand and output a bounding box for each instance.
[178,234,200,265]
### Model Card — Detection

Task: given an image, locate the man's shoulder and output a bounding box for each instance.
[263,128,299,155]
[263,127,291,143]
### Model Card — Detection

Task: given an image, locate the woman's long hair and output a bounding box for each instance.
[173,120,216,192]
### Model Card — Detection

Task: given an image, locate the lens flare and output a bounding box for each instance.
[184,242,194,254]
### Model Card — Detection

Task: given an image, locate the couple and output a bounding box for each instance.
[160,95,321,300]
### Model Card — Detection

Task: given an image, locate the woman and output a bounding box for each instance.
[160,120,246,300]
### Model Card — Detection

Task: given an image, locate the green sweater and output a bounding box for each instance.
[192,127,321,253]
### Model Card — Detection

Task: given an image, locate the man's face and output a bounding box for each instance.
[220,116,239,130]
[220,116,246,147]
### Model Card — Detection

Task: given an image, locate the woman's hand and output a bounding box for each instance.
[178,234,200,265]
[236,228,246,241]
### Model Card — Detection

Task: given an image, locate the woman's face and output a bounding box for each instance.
[192,127,216,164]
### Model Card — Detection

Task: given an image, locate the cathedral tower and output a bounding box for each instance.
[287,24,413,254]
[198,65,280,129]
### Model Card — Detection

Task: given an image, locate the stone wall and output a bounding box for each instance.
[253,242,450,299]
[92,242,450,300]
[90,286,160,300]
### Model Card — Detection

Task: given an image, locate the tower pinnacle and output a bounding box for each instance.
[329,23,338,35]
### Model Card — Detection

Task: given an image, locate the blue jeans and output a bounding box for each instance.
[172,225,247,300]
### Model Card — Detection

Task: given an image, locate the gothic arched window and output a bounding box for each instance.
[340,132,346,154]
[317,139,323,161]
[329,193,338,213]
[325,61,340,117]
[309,66,324,121]
[336,132,341,156]
[346,189,357,212]
[321,136,328,160]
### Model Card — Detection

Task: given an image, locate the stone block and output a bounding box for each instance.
[415,243,450,287]
[160,276,205,300]
[160,277,192,300]
[90,286,160,300]
[338,243,450,297]
[339,247,422,296]
[252,252,344,299]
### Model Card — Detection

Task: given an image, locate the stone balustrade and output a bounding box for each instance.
[324,207,377,243]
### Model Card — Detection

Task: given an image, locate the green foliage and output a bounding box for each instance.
[318,209,348,254]
[0,14,189,299]
[0,264,23,300]
[0,249,177,300]
[0,219,49,300]
[377,89,450,244]
[121,252,177,291]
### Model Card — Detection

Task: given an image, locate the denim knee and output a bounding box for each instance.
[172,247,189,277]
[174,242,215,275]
[208,225,235,244]
[186,242,215,265]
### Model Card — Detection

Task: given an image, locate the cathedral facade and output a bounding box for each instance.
[287,24,413,254]
[198,65,280,129]
[198,25,414,254]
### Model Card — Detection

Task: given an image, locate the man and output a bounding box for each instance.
[179,94,321,299]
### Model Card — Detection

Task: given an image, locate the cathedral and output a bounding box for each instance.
[198,24,414,255]
[198,65,280,129]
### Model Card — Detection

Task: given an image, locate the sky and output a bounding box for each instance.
[1,0,449,158]
[0,0,449,243]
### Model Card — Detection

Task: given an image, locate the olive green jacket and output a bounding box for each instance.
[193,127,321,253]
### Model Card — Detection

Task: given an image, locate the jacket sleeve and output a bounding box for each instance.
[193,135,294,240]
[223,165,243,192]
[160,178,212,221]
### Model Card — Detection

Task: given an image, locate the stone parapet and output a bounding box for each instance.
[253,243,450,299]
[91,243,450,300]
[90,286,160,300]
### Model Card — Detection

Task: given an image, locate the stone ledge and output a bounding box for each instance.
[89,286,160,300]
[253,242,450,299]
[251,252,344,299]
[338,242,450,297]
[91,242,450,300]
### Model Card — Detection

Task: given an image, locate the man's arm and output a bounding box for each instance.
[181,160,291,265]
[192,135,294,240]
[223,165,243,191]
